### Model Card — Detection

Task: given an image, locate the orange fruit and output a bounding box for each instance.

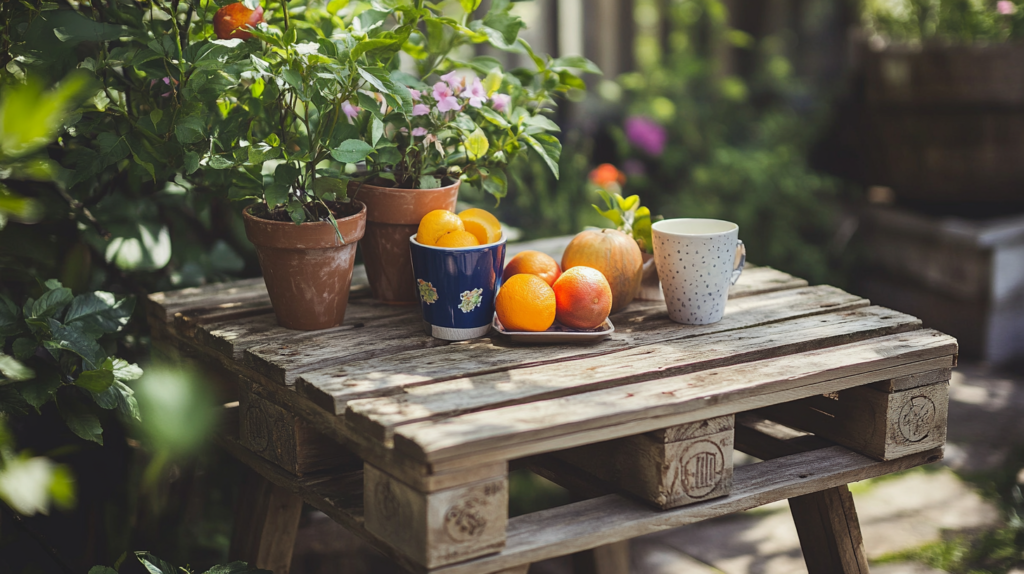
[561,228,643,313]
[553,266,613,330]
[458,208,502,245]
[504,250,561,287]
[417,210,464,246]
[435,230,481,248]
[495,274,556,332]
[214,2,265,40]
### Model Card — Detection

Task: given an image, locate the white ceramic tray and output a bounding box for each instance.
[491,315,615,343]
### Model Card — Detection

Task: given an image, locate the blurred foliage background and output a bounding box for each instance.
[0,0,968,570]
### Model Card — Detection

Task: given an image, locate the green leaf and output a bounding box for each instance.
[18,364,62,409]
[370,117,384,147]
[478,106,509,128]
[96,133,130,167]
[465,127,489,160]
[419,175,439,189]
[0,294,20,337]
[617,194,640,212]
[76,368,114,393]
[357,67,392,94]
[351,39,398,61]
[481,167,508,199]
[208,156,235,169]
[482,68,503,95]
[312,177,349,200]
[135,552,177,574]
[204,562,272,574]
[111,358,143,382]
[174,116,206,144]
[247,142,280,165]
[58,395,103,444]
[30,286,73,321]
[285,199,306,224]
[0,185,44,227]
[0,72,93,159]
[357,9,390,31]
[331,139,374,163]
[65,292,134,336]
[524,114,560,134]
[551,55,602,75]
[460,0,482,14]
[593,204,623,226]
[0,353,34,384]
[482,0,525,46]
[89,566,117,574]
[521,133,561,179]
[12,337,35,360]
[44,321,106,369]
[184,151,200,175]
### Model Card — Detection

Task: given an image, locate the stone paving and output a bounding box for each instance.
[288,362,1024,573]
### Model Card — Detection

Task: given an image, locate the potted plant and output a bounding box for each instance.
[589,164,661,300]
[860,0,1024,202]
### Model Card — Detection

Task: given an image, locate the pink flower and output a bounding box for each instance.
[412,127,428,137]
[625,116,667,156]
[342,101,361,119]
[465,78,488,108]
[491,93,511,113]
[409,89,422,101]
[412,104,430,116]
[433,82,460,113]
[999,1,1015,14]
[441,70,464,94]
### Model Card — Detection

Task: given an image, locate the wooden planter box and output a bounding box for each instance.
[854,203,1024,364]
[862,42,1024,202]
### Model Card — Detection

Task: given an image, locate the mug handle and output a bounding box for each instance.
[731,240,746,285]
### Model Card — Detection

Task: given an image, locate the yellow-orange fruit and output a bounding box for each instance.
[553,266,613,329]
[495,274,556,332]
[435,230,481,248]
[458,208,502,244]
[417,209,464,245]
[214,2,264,40]
[504,250,561,287]
[561,228,643,313]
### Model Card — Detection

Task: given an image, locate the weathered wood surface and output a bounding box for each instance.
[555,416,735,509]
[216,404,941,574]
[392,330,956,466]
[757,380,950,461]
[344,306,917,441]
[229,468,304,574]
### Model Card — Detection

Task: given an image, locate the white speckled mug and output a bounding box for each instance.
[653,219,746,325]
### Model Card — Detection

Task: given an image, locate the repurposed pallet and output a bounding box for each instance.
[149,243,956,573]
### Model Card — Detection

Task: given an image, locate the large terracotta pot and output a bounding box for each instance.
[350,180,460,304]
[242,201,366,331]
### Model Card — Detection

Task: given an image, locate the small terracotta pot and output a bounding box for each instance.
[350,180,460,304]
[637,252,664,301]
[242,201,366,331]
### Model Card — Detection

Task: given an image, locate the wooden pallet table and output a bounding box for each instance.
[147,238,956,574]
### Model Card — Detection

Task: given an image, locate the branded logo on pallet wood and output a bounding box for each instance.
[243,402,270,452]
[375,480,401,520]
[897,396,937,443]
[681,439,725,498]
[444,497,488,541]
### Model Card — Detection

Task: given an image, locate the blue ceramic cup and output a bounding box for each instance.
[409,233,506,341]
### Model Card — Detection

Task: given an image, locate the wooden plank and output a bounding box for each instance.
[757,380,950,461]
[238,378,361,474]
[734,414,833,459]
[869,367,952,393]
[727,266,808,299]
[363,463,508,568]
[280,273,835,405]
[647,415,735,443]
[555,421,735,509]
[149,277,269,323]
[344,306,918,441]
[228,468,304,574]
[432,446,944,574]
[789,486,871,574]
[392,330,957,465]
[573,540,630,574]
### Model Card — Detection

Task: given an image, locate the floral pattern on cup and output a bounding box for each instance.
[418,279,438,305]
[459,288,483,313]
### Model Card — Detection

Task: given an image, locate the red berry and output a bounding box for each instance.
[213,3,264,40]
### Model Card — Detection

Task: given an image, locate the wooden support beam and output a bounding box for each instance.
[789,486,871,574]
[229,469,303,574]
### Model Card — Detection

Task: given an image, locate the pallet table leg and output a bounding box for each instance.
[572,540,630,574]
[789,484,870,574]
[229,468,303,573]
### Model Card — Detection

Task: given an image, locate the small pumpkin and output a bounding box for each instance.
[561,228,643,313]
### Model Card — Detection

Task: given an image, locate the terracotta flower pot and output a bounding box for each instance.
[242,201,366,331]
[349,180,460,304]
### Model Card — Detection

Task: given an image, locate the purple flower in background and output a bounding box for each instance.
[441,70,464,94]
[999,0,1015,14]
[465,78,488,108]
[433,82,460,112]
[412,104,430,116]
[412,127,428,137]
[342,101,361,119]
[409,88,422,101]
[491,93,511,112]
[625,116,667,156]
